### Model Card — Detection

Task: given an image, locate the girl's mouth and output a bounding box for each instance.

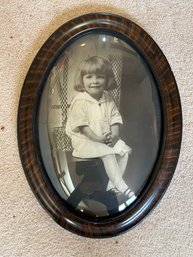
[90,85,101,88]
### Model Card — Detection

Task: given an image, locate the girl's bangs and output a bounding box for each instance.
[82,62,106,75]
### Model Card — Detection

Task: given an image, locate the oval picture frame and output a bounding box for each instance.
[17,13,182,238]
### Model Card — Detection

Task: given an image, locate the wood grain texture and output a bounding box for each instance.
[17,13,182,238]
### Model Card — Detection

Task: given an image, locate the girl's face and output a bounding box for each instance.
[83,73,107,100]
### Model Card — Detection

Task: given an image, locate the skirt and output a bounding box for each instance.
[71,137,132,158]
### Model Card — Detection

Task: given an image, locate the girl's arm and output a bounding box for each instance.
[79,126,111,143]
[111,124,120,137]
[110,124,120,146]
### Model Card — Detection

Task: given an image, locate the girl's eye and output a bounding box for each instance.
[85,75,92,79]
[97,75,105,79]
[84,74,105,79]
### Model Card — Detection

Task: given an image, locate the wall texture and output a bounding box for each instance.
[0,1,192,256]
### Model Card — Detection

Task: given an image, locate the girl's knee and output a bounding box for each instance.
[101,154,117,165]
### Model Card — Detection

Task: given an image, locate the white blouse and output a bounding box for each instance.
[66,91,131,158]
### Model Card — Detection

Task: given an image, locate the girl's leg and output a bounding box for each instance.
[101,154,128,193]
[117,152,129,176]
[106,152,129,191]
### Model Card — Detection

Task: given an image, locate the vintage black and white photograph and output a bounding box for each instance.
[38,33,162,217]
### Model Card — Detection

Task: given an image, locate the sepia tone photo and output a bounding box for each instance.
[38,33,161,217]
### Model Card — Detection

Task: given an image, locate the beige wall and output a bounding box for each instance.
[0,1,192,256]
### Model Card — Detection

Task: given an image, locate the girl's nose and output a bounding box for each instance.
[92,75,98,83]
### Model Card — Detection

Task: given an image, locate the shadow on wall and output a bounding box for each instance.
[120,54,161,192]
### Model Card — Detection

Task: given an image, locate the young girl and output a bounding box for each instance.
[66,56,136,206]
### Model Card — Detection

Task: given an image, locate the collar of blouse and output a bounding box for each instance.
[82,91,110,104]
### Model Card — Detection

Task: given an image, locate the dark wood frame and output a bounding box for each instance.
[17,13,182,238]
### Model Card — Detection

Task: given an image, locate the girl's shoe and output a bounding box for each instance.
[109,188,137,210]
[124,188,137,206]
[118,203,126,212]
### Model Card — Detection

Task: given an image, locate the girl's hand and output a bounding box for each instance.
[98,132,112,144]
[98,132,120,147]
[104,132,113,146]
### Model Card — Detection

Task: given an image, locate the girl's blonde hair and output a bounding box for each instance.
[74,56,117,92]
